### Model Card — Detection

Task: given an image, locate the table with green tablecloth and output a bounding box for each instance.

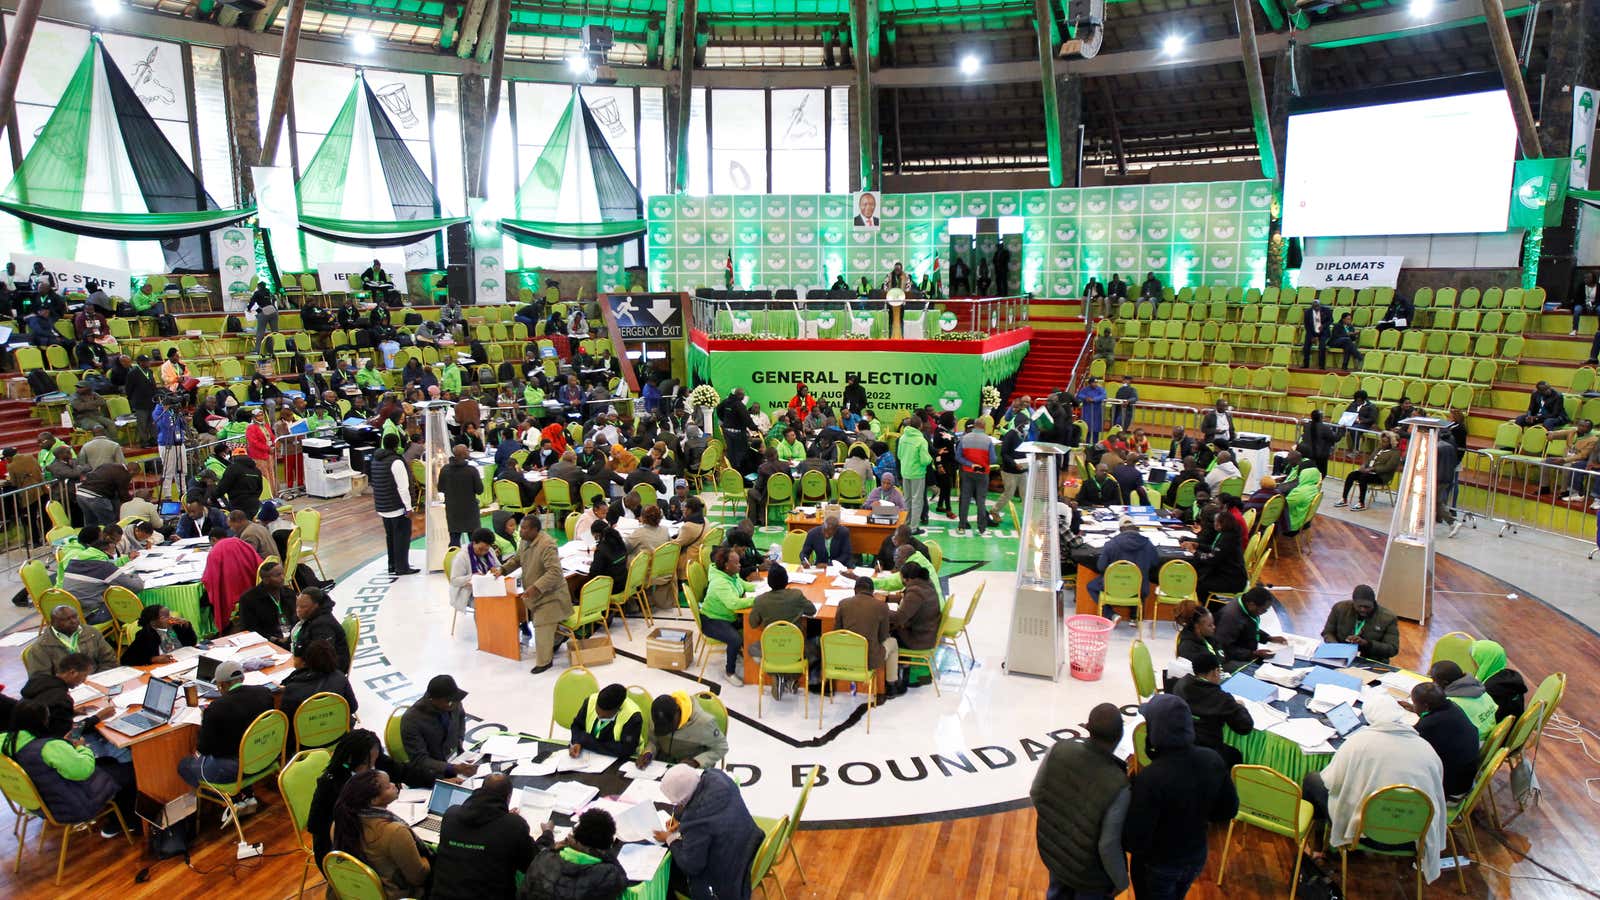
[138,582,215,639]
[1225,727,1335,785]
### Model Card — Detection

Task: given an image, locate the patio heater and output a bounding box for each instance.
[1005,441,1069,679]
[421,401,452,573]
[1375,416,1447,623]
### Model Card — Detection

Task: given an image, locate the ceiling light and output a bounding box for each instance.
[959,54,982,76]
[352,32,376,55]
[1161,34,1185,55]
[92,0,120,17]
[1410,0,1434,16]
[567,54,593,76]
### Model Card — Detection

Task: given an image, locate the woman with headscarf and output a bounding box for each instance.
[1301,694,1448,883]
[201,526,261,633]
[331,768,431,898]
[1283,462,1323,535]
[656,764,764,900]
[120,604,199,666]
[1469,640,1528,722]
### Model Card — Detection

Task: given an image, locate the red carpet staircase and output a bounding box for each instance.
[0,400,64,453]
[1012,298,1089,398]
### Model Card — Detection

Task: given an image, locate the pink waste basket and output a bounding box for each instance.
[1067,614,1116,681]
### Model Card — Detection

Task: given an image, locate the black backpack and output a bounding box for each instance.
[25,369,58,397]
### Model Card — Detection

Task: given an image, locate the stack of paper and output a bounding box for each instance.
[787,571,817,585]
[112,683,148,709]
[1253,664,1306,688]
[392,801,430,826]
[481,733,544,760]
[624,759,670,781]
[613,801,671,844]
[152,658,199,679]
[68,683,104,706]
[86,666,142,689]
[1241,699,1289,730]
[1307,683,1363,714]
[822,589,854,606]
[619,778,668,806]
[553,750,614,774]
[511,758,560,777]
[472,574,509,598]
[170,706,204,727]
[617,844,670,882]
[1280,633,1322,659]
[546,781,600,814]
[1268,718,1337,752]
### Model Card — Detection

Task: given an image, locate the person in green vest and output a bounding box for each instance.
[872,542,944,607]
[355,358,386,394]
[130,280,166,317]
[36,432,58,482]
[896,420,934,532]
[1428,660,1502,741]
[305,403,338,436]
[566,684,644,760]
[440,360,463,397]
[217,409,250,442]
[773,427,806,463]
[523,380,545,416]
[1283,459,1322,534]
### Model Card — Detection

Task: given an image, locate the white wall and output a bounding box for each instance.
[1304,232,1523,269]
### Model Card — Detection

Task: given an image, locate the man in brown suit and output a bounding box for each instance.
[832,576,897,684]
[500,515,570,674]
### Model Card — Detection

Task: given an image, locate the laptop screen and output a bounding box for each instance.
[426,782,474,815]
[195,656,220,684]
[143,677,180,719]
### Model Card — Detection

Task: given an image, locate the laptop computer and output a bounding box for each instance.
[105,677,180,737]
[193,655,224,698]
[411,781,474,844]
[1325,701,1364,737]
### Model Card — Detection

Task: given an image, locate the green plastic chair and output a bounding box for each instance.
[1129,639,1157,704]
[1216,476,1244,499]
[323,850,386,900]
[293,691,351,751]
[1339,785,1435,900]
[754,764,819,884]
[757,621,809,718]
[609,552,652,639]
[1444,747,1509,893]
[197,709,289,846]
[1170,478,1198,513]
[549,666,599,738]
[1131,720,1153,772]
[19,561,52,632]
[279,748,332,899]
[819,629,877,732]
[1529,672,1566,730]
[1151,559,1197,636]
[626,685,654,752]
[686,560,708,608]
[683,582,724,681]
[560,576,612,641]
[544,478,575,521]
[780,529,807,566]
[0,752,132,884]
[1097,559,1145,632]
[1427,631,1477,675]
[384,705,410,764]
[341,614,359,673]
[1217,765,1315,900]
[749,813,790,900]
[579,481,606,509]
[798,470,829,505]
[763,472,795,528]
[835,468,865,506]
[937,582,983,674]
[630,482,658,508]
[716,467,746,524]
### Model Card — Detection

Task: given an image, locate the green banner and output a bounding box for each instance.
[689,342,1023,417]
[1509,158,1571,228]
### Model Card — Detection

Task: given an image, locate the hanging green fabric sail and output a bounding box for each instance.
[500,91,644,247]
[0,37,253,263]
[295,74,463,247]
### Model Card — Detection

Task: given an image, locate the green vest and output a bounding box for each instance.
[580,695,642,747]
[38,447,55,481]
[1450,693,1501,741]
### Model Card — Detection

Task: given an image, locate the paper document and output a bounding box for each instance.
[787,571,817,585]
[1252,663,1306,688]
[1241,699,1289,730]
[481,733,543,760]
[1268,717,1337,751]
[617,844,670,882]
[112,683,147,709]
[822,589,854,606]
[619,778,668,806]
[170,706,204,727]
[1308,683,1363,714]
[396,788,432,804]
[546,781,600,814]
[86,666,142,689]
[1280,633,1322,659]
[553,750,615,774]
[613,800,671,844]
[1377,669,1429,693]
[472,574,508,598]
[392,801,430,826]
[0,631,35,648]
[623,759,670,781]
[68,684,104,706]
[511,758,560,777]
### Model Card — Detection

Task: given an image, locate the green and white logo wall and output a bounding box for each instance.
[647,180,1272,295]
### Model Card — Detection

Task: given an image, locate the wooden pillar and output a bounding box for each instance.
[1482,0,1543,158]
[221,45,262,201]
[0,0,44,139]
[1232,0,1279,182]
[259,0,306,167]
[476,0,511,197]
[670,0,698,192]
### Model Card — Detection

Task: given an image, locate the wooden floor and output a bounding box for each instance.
[0,501,1596,899]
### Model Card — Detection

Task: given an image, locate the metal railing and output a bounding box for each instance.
[0,478,76,577]
[690,294,1031,339]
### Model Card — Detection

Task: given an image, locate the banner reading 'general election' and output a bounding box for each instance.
[692,344,986,416]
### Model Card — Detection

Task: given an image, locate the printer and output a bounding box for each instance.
[302,437,354,498]
[867,501,900,525]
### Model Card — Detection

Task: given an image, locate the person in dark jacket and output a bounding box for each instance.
[177,495,230,541]
[1172,600,1222,670]
[19,653,100,738]
[1123,693,1238,899]
[1213,586,1286,668]
[1076,464,1122,508]
[1319,584,1400,664]
[1030,702,1130,898]
[233,559,297,646]
[400,675,480,787]
[888,561,941,695]
[1514,381,1568,430]
[799,515,854,568]
[1191,510,1247,601]
[279,639,358,745]
[125,354,158,445]
[1300,410,1339,477]
[1174,653,1254,767]
[432,774,538,900]
[292,587,350,673]
[1410,682,1480,799]
[1084,518,1158,598]
[520,808,628,900]
[2,699,133,831]
[178,660,276,788]
[1468,640,1528,724]
[657,764,763,900]
[211,451,265,518]
[586,520,629,589]
[308,729,406,864]
[438,444,485,549]
[568,684,645,760]
[120,604,199,666]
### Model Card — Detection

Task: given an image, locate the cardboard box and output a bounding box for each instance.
[645,626,694,671]
[5,378,27,400]
[569,633,615,667]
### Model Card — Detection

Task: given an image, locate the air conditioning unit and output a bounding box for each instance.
[580,24,615,52]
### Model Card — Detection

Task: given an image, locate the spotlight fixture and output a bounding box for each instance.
[567,54,593,76]
[1409,0,1435,16]
[92,0,120,17]
[959,53,982,76]
[1161,34,1185,55]
[352,32,376,55]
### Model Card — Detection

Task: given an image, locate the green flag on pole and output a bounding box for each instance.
[1509,158,1571,228]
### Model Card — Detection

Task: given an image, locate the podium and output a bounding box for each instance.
[473,576,523,660]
